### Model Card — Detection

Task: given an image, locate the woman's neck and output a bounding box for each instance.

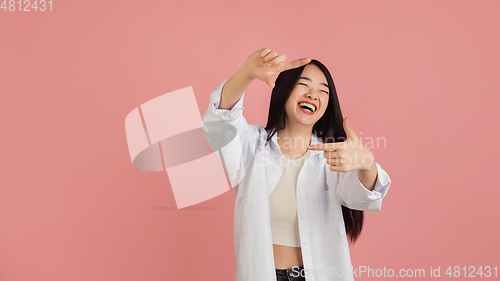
[277,125,312,159]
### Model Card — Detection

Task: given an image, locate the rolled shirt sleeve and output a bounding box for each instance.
[336,163,392,211]
[207,79,246,126]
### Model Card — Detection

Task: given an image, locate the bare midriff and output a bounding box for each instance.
[273,244,303,269]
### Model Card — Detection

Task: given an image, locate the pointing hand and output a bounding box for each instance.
[308,117,374,172]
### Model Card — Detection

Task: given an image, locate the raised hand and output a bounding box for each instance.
[308,117,375,173]
[243,47,311,89]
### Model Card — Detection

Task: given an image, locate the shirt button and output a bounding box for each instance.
[301,216,306,221]
[304,242,309,246]
[299,188,304,193]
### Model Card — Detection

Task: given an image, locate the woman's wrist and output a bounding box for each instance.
[238,64,255,81]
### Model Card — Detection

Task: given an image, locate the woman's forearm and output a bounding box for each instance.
[219,66,255,110]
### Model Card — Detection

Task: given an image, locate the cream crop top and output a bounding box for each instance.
[268,153,306,247]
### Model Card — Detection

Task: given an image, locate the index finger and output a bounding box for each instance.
[282,58,312,72]
[308,142,346,151]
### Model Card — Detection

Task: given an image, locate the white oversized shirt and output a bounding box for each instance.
[201,78,392,281]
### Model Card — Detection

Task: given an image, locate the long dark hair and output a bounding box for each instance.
[264,59,364,243]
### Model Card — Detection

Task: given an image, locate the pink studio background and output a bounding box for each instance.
[1,0,499,280]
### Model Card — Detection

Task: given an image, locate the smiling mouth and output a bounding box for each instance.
[298,102,316,113]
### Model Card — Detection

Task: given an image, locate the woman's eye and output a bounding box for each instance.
[299,83,329,94]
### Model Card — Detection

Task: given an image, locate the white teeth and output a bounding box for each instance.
[298,102,316,112]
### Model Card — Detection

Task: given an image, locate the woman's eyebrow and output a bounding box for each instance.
[299,77,329,89]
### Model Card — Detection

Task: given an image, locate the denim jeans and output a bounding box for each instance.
[275,264,306,281]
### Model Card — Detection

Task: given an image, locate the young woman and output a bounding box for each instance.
[201,47,392,281]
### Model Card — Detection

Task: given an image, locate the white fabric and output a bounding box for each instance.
[269,154,306,248]
[201,78,392,281]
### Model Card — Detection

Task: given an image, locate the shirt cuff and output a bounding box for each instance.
[352,163,391,201]
[336,162,392,211]
[209,78,246,123]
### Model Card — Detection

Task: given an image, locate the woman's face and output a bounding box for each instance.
[284,64,330,128]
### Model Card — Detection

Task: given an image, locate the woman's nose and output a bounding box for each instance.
[306,92,318,100]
